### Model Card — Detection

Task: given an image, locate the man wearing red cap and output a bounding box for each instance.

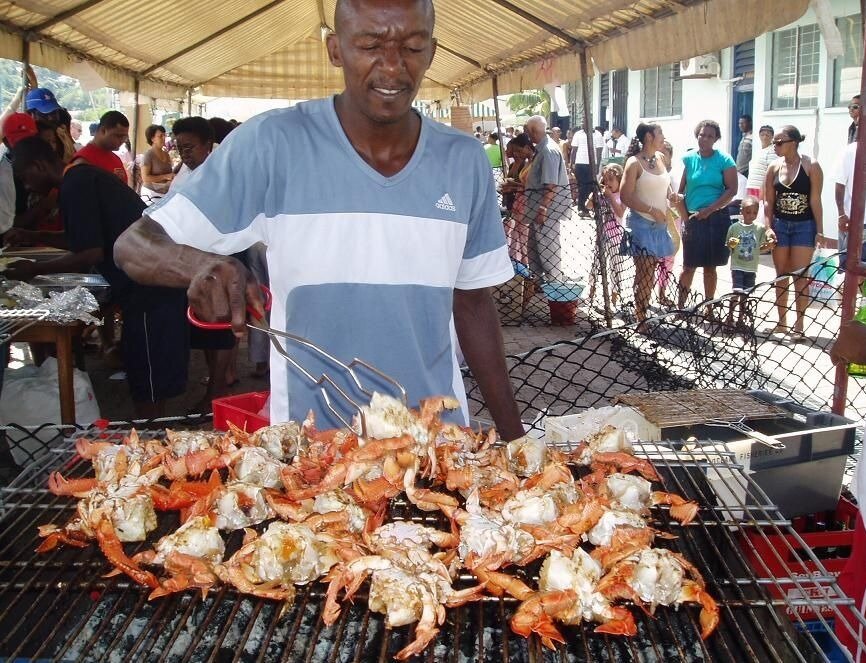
[0,112,37,234]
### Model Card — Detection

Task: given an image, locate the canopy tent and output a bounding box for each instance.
[0,0,811,104]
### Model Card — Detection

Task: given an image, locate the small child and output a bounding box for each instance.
[725,196,775,329]
[586,164,626,306]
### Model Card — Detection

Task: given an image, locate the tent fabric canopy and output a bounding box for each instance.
[0,0,810,103]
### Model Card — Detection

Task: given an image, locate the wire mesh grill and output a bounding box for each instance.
[0,426,864,661]
[0,308,49,343]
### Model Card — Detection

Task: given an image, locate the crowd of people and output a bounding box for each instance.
[487,102,855,338]
[0,1,858,426]
[0,67,265,417]
[0,0,526,440]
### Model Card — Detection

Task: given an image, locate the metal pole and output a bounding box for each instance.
[131,77,140,157]
[832,0,866,415]
[580,48,612,328]
[186,89,192,116]
[491,76,507,178]
[21,38,30,87]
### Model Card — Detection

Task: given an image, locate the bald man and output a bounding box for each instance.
[115,0,524,439]
[524,115,569,282]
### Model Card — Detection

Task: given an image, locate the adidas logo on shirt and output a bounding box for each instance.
[435,193,456,212]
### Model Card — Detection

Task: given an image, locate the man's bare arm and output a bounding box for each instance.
[115,216,262,335]
[453,287,524,441]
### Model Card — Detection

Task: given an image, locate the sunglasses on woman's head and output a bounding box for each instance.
[772,139,794,145]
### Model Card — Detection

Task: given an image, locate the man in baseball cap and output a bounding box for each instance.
[24,87,61,114]
[2,112,37,148]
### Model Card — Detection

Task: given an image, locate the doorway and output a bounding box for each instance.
[731,89,754,157]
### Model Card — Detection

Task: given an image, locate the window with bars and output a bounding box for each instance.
[770,24,820,110]
[833,14,862,106]
[640,64,682,118]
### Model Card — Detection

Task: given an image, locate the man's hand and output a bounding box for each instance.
[3,228,37,247]
[831,319,866,366]
[187,257,264,337]
[839,213,850,233]
[5,259,38,281]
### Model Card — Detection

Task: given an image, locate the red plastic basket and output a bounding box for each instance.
[741,498,858,621]
[212,391,270,433]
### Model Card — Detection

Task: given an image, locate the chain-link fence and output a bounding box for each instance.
[474,241,866,429]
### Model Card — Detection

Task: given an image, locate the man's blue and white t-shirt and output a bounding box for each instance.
[147,97,513,428]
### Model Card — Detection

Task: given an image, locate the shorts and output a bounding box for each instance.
[731,269,756,293]
[838,231,866,273]
[626,210,675,258]
[682,208,731,268]
[121,288,190,403]
[773,218,816,248]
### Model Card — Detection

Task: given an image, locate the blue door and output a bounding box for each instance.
[731,89,754,157]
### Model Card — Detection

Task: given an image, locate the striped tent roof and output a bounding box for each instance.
[0,0,810,102]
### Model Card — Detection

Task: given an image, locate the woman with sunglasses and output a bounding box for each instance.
[764,125,824,339]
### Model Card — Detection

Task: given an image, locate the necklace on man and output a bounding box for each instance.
[641,153,657,169]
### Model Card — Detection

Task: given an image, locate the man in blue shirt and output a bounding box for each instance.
[115,0,524,440]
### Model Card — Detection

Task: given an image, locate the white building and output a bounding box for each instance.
[590,0,861,243]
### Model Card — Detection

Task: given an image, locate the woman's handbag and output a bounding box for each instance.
[666,207,681,255]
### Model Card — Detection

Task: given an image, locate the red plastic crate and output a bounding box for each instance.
[741,499,858,621]
[212,391,270,433]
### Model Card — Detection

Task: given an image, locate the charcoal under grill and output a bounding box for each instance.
[1,427,864,662]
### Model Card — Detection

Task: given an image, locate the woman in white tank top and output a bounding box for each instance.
[619,122,676,324]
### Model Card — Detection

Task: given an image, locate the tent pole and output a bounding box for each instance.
[186,89,192,115]
[491,75,507,178]
[580,48,611,328]
[132,77,140,157]
[832,0,866,415]
[21,39,30,86]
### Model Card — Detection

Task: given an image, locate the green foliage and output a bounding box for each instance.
[0,58,113,112]
[506,89,551,119]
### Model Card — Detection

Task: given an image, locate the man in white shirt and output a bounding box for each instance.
[570,127,592,215]
[610,127,629,158]
[836,141,865,268]
[592,126,604,171]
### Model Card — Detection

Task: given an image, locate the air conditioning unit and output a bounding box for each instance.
[680,54,720,79]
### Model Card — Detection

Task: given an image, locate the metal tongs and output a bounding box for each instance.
[703,416,786,450]
[187,285,407,436]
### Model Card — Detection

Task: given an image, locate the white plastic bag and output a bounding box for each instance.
[809,247,839,301]
[0,358,101,465]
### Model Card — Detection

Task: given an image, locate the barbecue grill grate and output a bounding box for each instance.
[614,389,790,428]
[1,425,865,662]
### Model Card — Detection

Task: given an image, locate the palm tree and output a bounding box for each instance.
[506,89,551,119]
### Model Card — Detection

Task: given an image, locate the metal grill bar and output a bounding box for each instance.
[0,429,863,661]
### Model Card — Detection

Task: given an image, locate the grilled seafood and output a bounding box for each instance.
[367,521,459,552]
[230,446,286,488]
[506,435,547,477]
[598,547,720,639]
[584,472,699,525]
[564,425,633,465]
[215,521,346,601]
[38,393,720,658]
[245,421,307,461]
[187,480,274,530]
[38,479,160,588]
[324,547,484,661]
[455,491,550,569]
